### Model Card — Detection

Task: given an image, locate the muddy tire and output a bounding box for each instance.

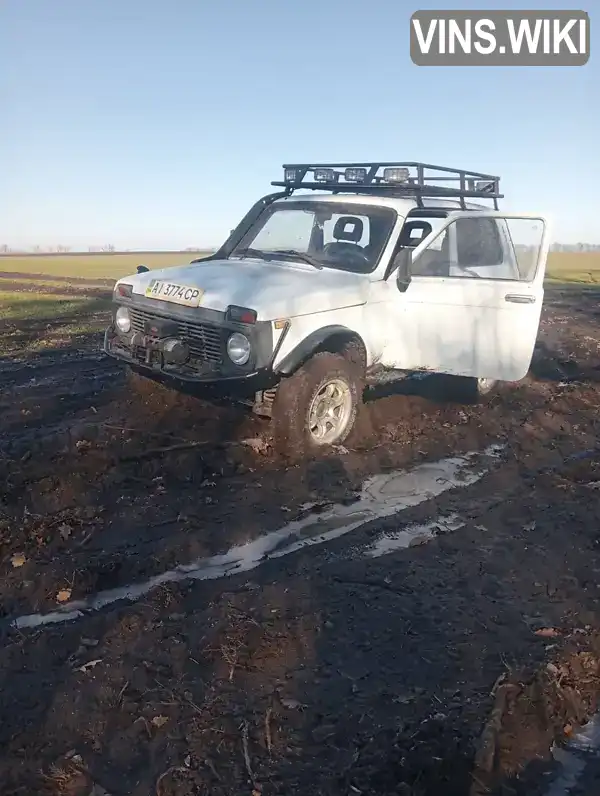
[271,352,363,460]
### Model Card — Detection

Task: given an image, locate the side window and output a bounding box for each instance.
[412,217,528,280]
[455,217,503,268]
[403,217,449,277]
[503,218,545,281]
[411,227,451,277]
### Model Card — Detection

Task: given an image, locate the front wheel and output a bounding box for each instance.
[271,352,362,459]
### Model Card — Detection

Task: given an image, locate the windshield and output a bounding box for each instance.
[229,200,397,274]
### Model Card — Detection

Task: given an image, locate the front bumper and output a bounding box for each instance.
[104,296,282,385]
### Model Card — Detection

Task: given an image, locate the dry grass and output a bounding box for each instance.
[0,251,212,281]
[0,291,110,322]
[0,250,598,285]
[546,252,600,284]
[0,291,112,356]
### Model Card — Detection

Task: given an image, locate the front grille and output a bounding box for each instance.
[129,307,223,364]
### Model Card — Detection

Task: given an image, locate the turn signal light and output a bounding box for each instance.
[226,305,257,324]
[115,283,133,298]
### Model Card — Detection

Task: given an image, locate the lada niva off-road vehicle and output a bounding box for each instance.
[105,162,549,456]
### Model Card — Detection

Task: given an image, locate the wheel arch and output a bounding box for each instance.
[274,325,368,376]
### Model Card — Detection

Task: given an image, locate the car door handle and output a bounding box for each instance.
[504,293,536,304]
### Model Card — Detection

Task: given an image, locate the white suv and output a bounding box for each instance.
[105,162,549,457]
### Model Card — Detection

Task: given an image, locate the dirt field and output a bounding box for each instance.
[2,272,600,796]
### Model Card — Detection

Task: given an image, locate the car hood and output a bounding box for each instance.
[121,257,370,320]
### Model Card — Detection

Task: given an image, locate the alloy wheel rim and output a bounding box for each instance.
[307,378,353,445]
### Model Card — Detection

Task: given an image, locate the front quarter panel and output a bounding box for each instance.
[271,301,380,373]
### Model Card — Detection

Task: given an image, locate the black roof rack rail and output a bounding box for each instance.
[272,161,503,210]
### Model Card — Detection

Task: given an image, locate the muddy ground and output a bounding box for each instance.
[2,278,600,796]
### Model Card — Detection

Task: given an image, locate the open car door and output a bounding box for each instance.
[384,211,550,381]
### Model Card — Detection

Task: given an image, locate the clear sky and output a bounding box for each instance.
[1,0,597,250]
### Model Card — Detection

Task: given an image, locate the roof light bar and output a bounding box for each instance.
[475,180,496,193]
[383,167,410,183]
[284,168,300,183]
[275,162,503,208]
[314,168,336,182]
[345,167,367,183]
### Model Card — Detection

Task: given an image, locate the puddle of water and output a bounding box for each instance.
[544,713,600,795]
[366,513,465,558]
[11,444,502,631]
[567,713,600,756]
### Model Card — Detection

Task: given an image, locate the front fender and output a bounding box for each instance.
[274,325,366,375]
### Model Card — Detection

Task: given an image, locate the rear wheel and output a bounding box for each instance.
[459,376,498,403]
[271,351,362,459]
[476,377,497,397]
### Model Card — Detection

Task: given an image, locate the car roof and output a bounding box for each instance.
[273,192,488,213]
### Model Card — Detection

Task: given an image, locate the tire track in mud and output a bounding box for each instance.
[7,445,503,631]
[0,362,123,454]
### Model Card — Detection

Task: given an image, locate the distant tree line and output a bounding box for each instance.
[0,244,207,255]
[550,243,600,252]
[1,242,600,255]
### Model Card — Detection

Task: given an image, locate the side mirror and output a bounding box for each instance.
[395,248,413,293]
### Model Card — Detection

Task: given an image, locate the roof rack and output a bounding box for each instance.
[272,161,503,210]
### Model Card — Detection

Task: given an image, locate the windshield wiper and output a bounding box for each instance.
[271,249,323,270]
[232,247,324,270]
[233,247,270,260]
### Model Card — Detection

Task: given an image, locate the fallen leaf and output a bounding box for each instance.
[56,588,72,603]
[535,627,560,638]
[59,523,72,540]
[78,659,102,673]
[151,715,169,728]
[10,553,26,568]
[280,698,302,710]
[241,437,269,454]
[332,445,349,454]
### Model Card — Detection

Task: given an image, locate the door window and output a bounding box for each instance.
[411,216,544,281]
[502,218,545,281]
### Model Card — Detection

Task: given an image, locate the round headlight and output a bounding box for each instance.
[227,332,251,365]
[115,306,131,334]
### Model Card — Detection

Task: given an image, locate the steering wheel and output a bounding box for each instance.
[322,242,371,269]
